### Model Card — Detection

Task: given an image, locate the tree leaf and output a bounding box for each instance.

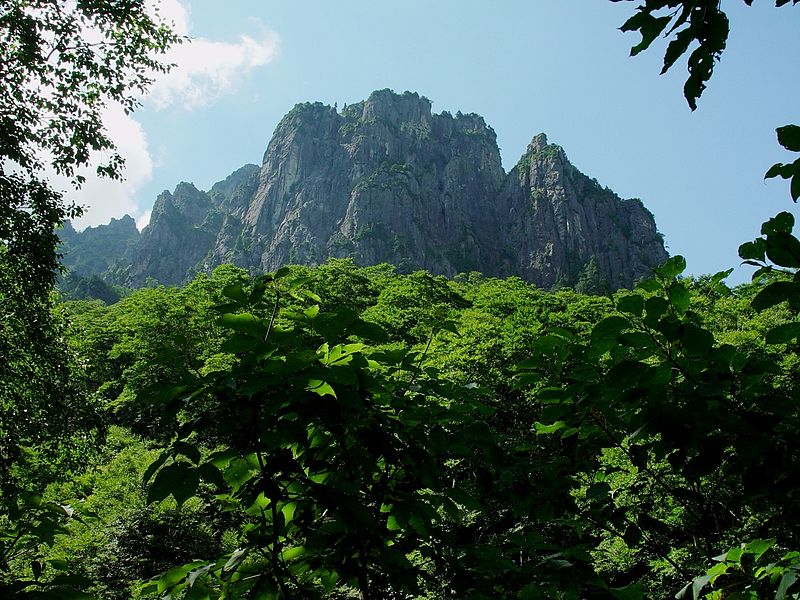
[777,124,800,152]
[667,282,691,314]
[630,15,672,56]
[680,323,714,356]
[661,27,694,73]
[610,582,644,600]
[534,421,566,435]
[222,284,247,303]
[307,379,337,398]
[761,212,794,235]
[752,281,798,311]
[654,255,687,279]
[591,316,630,351]
[776,572,798,600]
[766,322,800,344]
[617,294,644,316]
[219,312,268,338]
[738,239,766,262]
[637,278,662,292]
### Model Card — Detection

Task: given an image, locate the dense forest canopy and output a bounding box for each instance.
[1,1,800,599]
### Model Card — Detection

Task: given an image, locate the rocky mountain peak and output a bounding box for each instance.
[61,90,668,292]
[527,132,550,153]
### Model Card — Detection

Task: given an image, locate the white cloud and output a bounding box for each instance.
[65,104,153,229]
[147,30,280,110]
[70,0,279,230]
[136,209,152,230]
[146,0,280,110]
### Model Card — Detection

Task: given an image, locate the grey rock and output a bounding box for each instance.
[64,90,668,291]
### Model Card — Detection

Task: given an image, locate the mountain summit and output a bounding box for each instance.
[61,90,667,291]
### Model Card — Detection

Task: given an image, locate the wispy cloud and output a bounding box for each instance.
[148,0,280,111]
[71,0,279,230]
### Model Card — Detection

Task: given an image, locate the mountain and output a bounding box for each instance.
[59,215,139,276]
[60,90,668,292]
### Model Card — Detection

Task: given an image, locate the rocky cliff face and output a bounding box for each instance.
[499,134,667,289]
[59,215,139,277]
[62,90,668,291]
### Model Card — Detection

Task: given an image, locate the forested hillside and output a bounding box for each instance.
[3,257,799,598]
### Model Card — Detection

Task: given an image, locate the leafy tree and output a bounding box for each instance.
[0,2,178,595]
[0,0,179,283]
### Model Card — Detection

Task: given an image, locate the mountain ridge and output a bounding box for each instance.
[60,89,668,292]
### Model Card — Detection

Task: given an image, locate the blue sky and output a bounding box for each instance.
[71,0,800,284]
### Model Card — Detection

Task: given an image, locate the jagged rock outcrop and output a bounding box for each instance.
[499,133,667,289]
[59,215,139,276]
[61,90,668,291]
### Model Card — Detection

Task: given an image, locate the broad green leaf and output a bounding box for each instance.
[654,255,687,279]
[776,572,798,600]
[187,564,214,587]
[222,548,248,575]
[662,27,694,73]
[222,283,248,303]
[766,162,794,180]
[620,11,671,55]
[644,296,669,322]
[766,322,800,344]
[610,582,644,600]
[761,212,794,236]
[197,462,227,488]
[386,515,401,531]
[631,15,672,55]
[743,538,774,560]
[637,278,662,292]
[281,545,305,561]
[142,451,170,485]
[680,323,714,356]
[157,564,194,593]
[777,124,800,152]
[185,581,212,600]
[691,573,714,599]
[617,294,644,316]
[738,239,766,262]
[224,457,257,493]
[618,332,654,348]
[766,232,800,268]
[281,502,297,524]
[173,441,201,464]
[667,282,691,314]
[752,281,798,311]
[591,315,630,351]
[307,379,336,398]
[534,421,566,435]
[219,312,268,338]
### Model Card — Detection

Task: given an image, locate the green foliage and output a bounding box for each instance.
[0,1,179,283]
[518,256,800,597]
[612,0,798,111]
[0,4,178,596]
[680,539,800,599]
[0,249,103,496]
[6,3,800,598]
[0,489,93,599]
[130,268,625,598]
